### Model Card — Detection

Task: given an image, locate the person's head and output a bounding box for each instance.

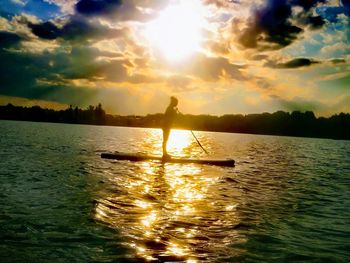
[170,96,178,107]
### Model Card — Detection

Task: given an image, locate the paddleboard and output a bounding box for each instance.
[101,152,235,167]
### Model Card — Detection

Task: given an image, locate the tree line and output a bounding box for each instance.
[1,103,349,140]
[0,103,106,125]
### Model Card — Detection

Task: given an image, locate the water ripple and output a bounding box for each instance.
[1,121,349,262]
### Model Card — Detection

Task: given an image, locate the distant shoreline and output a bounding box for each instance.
[1,103,349,141]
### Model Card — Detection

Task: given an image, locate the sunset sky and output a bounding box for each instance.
[0,0,349,116]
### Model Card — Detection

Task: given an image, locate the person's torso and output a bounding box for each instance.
[163,106,177,127]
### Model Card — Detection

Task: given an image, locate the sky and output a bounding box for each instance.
[0,0,349,116]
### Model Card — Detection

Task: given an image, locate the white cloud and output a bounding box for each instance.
[11,0,27,6]
[42,0,77,14]
[321,42,350,57]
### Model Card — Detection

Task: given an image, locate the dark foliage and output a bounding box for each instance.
[1,104,349,140]
[0,103,106,125]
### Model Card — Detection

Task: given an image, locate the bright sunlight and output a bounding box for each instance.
[167,130,192,153]
[145,0,206,61]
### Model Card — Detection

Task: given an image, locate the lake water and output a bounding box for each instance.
[0,120,349,262]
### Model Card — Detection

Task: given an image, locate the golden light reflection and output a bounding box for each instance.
[141,128,203,157]
[134,200,152,209]
[141,211,158,227]
[166,242,189,256]
[94,130,244,261]
[166,129,193,155]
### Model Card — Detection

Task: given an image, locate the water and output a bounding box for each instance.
[0,120,349,262]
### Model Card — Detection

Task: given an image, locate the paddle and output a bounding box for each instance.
[190,130,209,155]
[177,109,209,155]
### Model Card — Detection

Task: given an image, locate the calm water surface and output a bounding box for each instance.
[0,120,349,262]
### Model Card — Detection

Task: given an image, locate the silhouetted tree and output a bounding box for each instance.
[1,104,349,140]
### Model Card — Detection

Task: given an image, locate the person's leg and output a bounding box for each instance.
[162,128,170,156]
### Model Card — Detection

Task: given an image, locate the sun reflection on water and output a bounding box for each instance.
[141,129,203,157]
[94,130,244,261]
[167,130,192,154]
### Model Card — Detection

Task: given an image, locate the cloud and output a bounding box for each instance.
[28,20,59,40]
[317,4,350,23]
[74,0,161,21]
[28,17,127,42]
[294,12,325,29]
[331,58,346,64]
[42,0,77,14]
[341,0,350,16]
[0,33,156,103]
[203,0,240,8]
[253,77,271,89]
[0,31,22,48]
[291,0,326,12]
[332,94,350,113]
[165,75,194,92]
[0,46,139,108]
[320,72,350,88]
[167,53,247,82]
[0,9,157,109]
[272,92,350,117]
[11,0,26,6]
[266,58,320,68]
[205,40,231,56]
[250,54,269,61]
[1,0,349,116]
[237,0,302,50]
[321,42,350,57]
[75,0,122,16]
[1,0,62,20]
[271,95,324,112]
[237,0,328,50]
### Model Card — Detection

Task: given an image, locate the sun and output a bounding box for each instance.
[144,0,206,61]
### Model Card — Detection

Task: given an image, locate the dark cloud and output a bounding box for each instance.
[74,0,169,22]
[0,42,141,106]
[50,46,138,83]
[331,58,346,64]
[0,9,151,107]
[250,54,268,60]
[75,0,122,16]
[237,0,327,50]
[0,31,22,48]
[341,0,350,15]
[238,0,302,50]
[28,17,126,42]
[0,48,61,100]
[28,21,60,40]
[306,15,325,29]
[266,58,320,68]
[60,18,126,41]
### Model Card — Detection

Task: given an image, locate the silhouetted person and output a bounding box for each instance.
[162,96,179,158]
